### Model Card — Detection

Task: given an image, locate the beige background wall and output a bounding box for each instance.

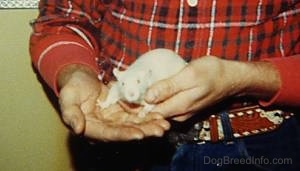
[0,9,71,170]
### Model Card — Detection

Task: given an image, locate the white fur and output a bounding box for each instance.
[97,48,187,117]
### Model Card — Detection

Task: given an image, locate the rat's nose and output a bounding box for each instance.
[126,91,135,98]
[126,91,139,102]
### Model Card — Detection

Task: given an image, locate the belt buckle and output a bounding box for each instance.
[168,122,204,146]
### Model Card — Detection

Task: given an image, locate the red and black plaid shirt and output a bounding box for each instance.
[30,0,300,104]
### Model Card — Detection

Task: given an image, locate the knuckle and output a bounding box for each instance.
[185,65,198,81]
[163,79,178,95]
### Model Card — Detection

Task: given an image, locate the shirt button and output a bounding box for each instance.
[187,0,198,7]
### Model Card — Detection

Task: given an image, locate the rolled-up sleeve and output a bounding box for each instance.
[259,55,300,107]
[29,0,105,94]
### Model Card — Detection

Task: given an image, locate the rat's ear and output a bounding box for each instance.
[138,69,152,78]
[113,68,124,80]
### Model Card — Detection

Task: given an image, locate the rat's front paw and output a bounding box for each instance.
[96,99,111,109]
[137,103,155,118]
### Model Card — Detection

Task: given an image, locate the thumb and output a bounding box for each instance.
[145,66,194,103]
[61,105,86,134]
[59,87,86,135]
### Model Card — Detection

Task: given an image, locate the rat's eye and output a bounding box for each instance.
[137,79,140,84]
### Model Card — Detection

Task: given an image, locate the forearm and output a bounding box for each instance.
[30,0,105,95]
[225,55,300,107]
[260,56,300,106]
[58,64,99,90]
[228,60,281,101]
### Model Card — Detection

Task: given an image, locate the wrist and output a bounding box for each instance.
[230,60,281,100]
[58,64,98,89]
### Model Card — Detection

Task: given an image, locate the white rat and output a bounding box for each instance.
[97,48,187,117]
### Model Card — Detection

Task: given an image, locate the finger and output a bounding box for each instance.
[152,87,203,118]
[59,88,85,134]
[61,105,85,134]
[99,103,124,119]
[127,112,164,123]
[132,120,166,137]
[171,112,193,122]
[85,115,144,141]
[100,110,130,123]
[143,112,164,120]
[125,113,170,137]
[143,113,171,130]
[152,118,171,131]
[145,66,196,103]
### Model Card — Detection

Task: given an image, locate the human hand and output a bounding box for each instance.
[144,56,280,121]
[58,65,170,141]
[96,84,170,139]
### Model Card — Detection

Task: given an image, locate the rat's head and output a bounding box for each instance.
[113,68,152,103]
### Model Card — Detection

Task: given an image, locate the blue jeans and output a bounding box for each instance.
[169,116,300,171]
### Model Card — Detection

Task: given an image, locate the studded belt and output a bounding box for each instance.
[168,105,294,145]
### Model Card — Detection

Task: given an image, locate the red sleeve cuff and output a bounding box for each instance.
[259,55,300,107]
[40,44,99,95]
[30,35,99,95]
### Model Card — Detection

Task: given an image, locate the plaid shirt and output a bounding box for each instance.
[30,0,300,105]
